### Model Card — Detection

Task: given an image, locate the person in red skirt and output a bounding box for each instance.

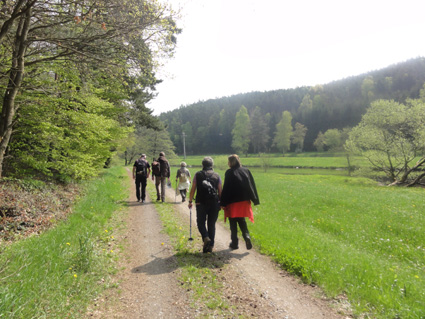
[220,154,260,250]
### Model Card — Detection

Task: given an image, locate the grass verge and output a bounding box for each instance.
[147,183,234,318]
[249,172,425,319]
[0,166,128,318]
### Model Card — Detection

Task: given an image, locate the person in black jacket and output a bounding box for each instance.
[132,154,151,203]
[156,152,170,202]
[188,157,222,253]
[220,154,259,250]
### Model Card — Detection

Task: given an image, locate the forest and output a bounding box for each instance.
[160,57,425,155]
[0,0,180,181]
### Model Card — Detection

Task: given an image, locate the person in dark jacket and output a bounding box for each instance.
[220,154,260,250]
[188,157,222,253]
[156,152,170,202]
[132,154,151,203]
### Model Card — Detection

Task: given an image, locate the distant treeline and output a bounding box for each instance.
[159,57,425,154]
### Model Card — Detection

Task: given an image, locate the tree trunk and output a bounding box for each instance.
[407,172,425,187]
[0,8,31,178]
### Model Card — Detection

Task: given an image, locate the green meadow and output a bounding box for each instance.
[173,155,425,319]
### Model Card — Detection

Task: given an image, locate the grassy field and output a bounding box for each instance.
[170,155,425,318]
[168,153,369,170]
[2,152,423,318]
[0,166,128,318]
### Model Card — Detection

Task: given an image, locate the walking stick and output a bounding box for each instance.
[188,207,194,241]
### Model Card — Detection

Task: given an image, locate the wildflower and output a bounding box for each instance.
[74,274,77,278]
[66,242,71,246]
[111,236,114,239]
[105,229,108,233]
[161,242,164,245]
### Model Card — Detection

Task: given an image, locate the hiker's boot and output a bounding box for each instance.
[203,237,211,253]
[229,241,239,250]
[243,233,252,250]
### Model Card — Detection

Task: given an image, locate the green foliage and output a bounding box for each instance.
[0,0,180,179]
[249,106,270,153]
[0,166,128,318]
[291,122,307,152]
[231,106,251,155]
[346,99,425,184]
[10,92,131,180]
[122,126,176,164]
[160,58,425,154]
[313,131,325,152]
[273,111,293,154]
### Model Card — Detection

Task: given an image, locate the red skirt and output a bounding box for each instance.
[224,200,254,223]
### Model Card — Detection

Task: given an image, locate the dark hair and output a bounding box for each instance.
[228,154,241,168]
[202,156,214,169]
[159,152,165,157]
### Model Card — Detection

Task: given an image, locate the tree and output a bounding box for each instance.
[291,122,307,153]
[124,126,176,165]
[313,131,325,152]
[346,99,425,186]
[273,111,293,154]
[249,106,269,153]
[231,106,251,156]
[361,76,375,102]
[298,93,313,121]
[0,0,180,178]
[323,129,342,151]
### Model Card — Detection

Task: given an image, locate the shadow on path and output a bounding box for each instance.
[131,249,249,276]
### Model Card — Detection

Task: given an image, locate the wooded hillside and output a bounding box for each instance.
[160,57,425,154]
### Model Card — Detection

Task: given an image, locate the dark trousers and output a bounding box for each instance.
[154,175,161,200]
[196,202,219,247]
[135,175,147,201]
[229,217,250,245]
[179,189,187,201]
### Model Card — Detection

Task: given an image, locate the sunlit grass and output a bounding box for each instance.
[0,166,128,318]
[249,171,425,318]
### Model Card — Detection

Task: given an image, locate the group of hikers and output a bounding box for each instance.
[132,153,260,253]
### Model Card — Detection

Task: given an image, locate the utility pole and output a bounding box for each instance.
[182,132,186,159]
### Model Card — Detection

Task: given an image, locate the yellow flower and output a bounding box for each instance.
[105,229,108,233]
[111,236,114,239]
[161,242,164,245]
[415,275,419,279]
[74,274,77,278]
[110,250,114,253]
[66,242,71,246]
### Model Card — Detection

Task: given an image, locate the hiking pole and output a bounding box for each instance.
[188,207,194,241]
[175,180,177,203]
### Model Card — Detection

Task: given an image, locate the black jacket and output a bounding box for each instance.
[220,165,260,207]
[158,156,170,178]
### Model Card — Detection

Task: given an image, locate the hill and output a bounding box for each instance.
[159,57,425,154]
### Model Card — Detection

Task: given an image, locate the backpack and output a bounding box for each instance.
[201,171,218,201]
[152,161,160,176]
[179,169,188,183]
[135,159,147,176]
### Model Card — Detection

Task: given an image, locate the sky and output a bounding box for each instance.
[148,0,425,115]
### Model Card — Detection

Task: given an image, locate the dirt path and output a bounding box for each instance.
[88,170,351,318]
